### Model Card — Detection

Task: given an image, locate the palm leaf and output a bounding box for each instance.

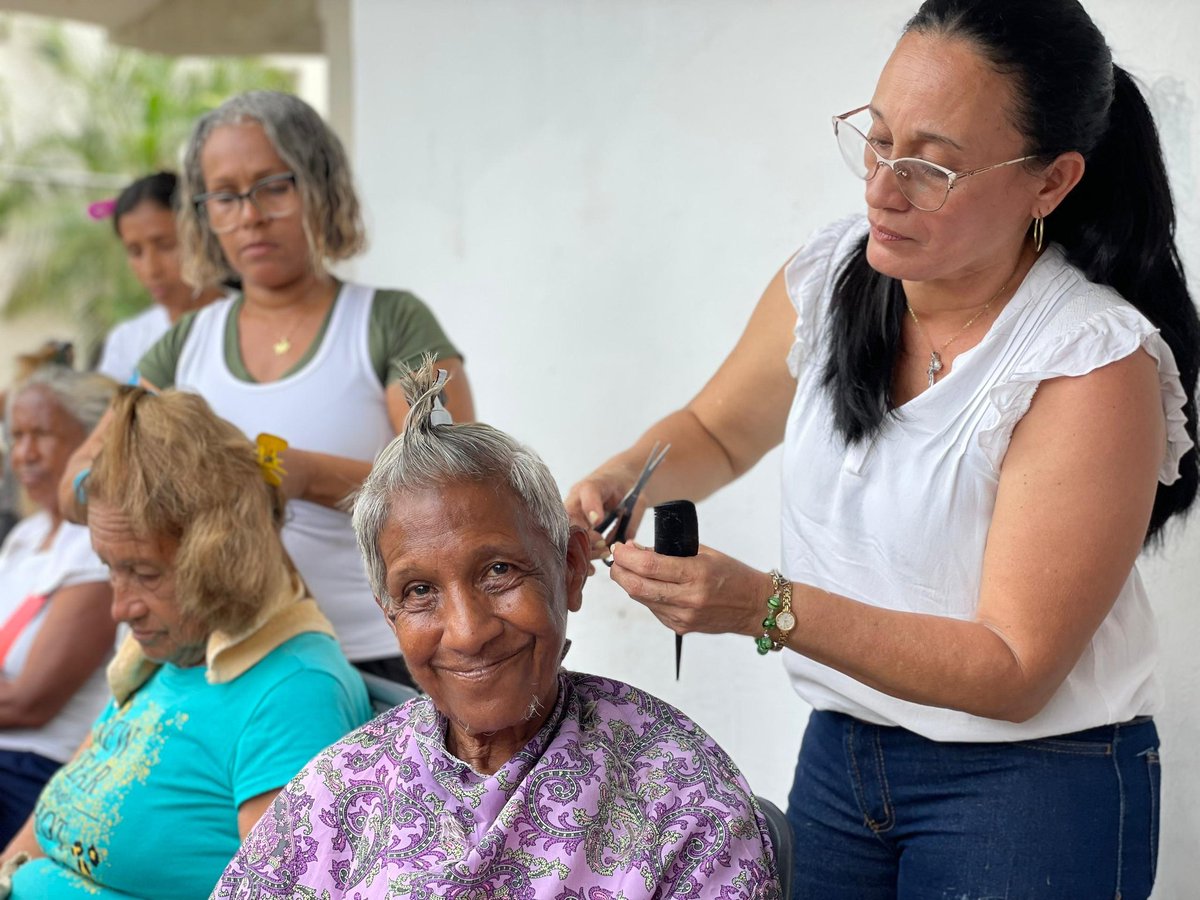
[0,22,296,351]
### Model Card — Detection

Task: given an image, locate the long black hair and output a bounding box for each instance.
[112,171,178,236]
[822,0,1199,541]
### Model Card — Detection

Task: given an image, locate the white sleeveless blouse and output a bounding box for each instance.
[780,216,1191,742]
[176,283,397,661]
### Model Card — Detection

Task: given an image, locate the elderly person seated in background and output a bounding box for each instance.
[213,362,780,900]
[0,343,78,545]
[1,387,371,899]
[0,365,115,846]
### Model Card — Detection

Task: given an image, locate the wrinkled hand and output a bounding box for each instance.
[565,463,644,563]
[0,852,30,898]
[609,541,773,638]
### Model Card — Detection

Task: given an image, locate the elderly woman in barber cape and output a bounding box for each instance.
[212,361,780,900]
[0,387,370,900]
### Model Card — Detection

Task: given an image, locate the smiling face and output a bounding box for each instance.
[862,32,1043,284]
[198,120,311,290]
[89,502,207,667]
[116,200,190,309]
[379,480,585,744]
[8,385,86,514]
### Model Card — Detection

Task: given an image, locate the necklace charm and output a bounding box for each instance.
[906,254,1025,393]
[273,337,292,356]
[926,351,943,388]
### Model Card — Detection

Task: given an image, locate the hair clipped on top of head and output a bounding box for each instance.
[399,364,455,433]
[353,357,570,609]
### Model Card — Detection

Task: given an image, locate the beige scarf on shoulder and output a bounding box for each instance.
[107,570,337,704]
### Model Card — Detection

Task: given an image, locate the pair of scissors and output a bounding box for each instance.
[595,442,671,566]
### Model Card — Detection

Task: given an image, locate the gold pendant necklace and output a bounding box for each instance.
[272,318,305,355]
[906,257,1023,389]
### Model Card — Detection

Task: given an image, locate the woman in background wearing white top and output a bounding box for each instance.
[567,1,1198,897]
[65,91,474,686]
[95,173,224,384]
[0,366,115,845]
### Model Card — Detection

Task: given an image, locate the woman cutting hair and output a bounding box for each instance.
[567,0,1197,896]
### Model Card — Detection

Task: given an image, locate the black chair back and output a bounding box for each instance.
[361,672,420,715]
[756,795,793,897]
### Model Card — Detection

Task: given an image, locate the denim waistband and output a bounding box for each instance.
[814,709,1156,746]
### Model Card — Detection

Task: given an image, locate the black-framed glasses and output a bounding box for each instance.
[193,172,298,234]
[832,105,1036,212]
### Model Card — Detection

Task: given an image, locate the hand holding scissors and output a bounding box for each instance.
[592,442,670,566]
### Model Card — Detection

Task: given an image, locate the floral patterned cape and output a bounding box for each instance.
[212,671,781,899]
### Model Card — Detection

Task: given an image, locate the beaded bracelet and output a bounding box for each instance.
[755,569,795,655]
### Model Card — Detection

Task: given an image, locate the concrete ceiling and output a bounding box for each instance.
[0,0,324,55]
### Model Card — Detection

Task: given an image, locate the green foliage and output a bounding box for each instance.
[0,22,296,355]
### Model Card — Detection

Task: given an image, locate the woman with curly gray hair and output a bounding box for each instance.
[117,91,474,683]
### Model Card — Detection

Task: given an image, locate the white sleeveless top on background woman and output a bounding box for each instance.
[0,513,111,761]
[176,283,396,660]
[780,216,1191,742]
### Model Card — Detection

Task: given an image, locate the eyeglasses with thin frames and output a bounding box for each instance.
[193,172,299,234]
[832,105,1036,212]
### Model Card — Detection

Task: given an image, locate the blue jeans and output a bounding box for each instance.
[786,710,1160,900]
[0,749,61,846]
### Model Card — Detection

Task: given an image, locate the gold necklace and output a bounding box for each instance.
[270,306,320,356]
[254,281,335,356]
[906,261,1021,389]
[272,320,303,356]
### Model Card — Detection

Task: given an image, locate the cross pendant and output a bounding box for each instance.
[926,351,943,389]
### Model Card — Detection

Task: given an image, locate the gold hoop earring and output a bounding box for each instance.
[1032,216,1045,253]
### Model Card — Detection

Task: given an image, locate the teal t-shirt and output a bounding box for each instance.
[11,632,371,900]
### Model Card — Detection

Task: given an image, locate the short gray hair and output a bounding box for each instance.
[352,360,570,609]
[178,90,366,290]
[5,366,116,437]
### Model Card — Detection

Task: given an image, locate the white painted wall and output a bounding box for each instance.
[350,1,1200,892]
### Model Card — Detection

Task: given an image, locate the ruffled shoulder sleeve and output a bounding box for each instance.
[783,215,869,377]
[978,284,1192,484]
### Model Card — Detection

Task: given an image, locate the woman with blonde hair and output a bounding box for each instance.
[4,386,370,898]
[89,91,473,683]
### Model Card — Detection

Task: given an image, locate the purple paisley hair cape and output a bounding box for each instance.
[212,671,781,899]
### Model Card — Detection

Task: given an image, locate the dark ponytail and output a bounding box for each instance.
[823,0,1198,540]
[823,243,905,444]
[1051,67,1199,539]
